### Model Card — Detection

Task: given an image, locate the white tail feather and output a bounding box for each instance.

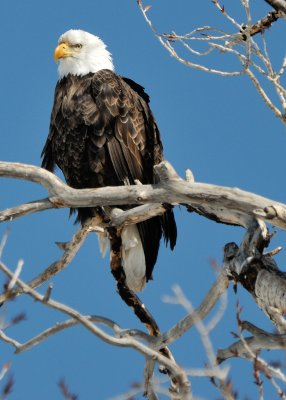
[97,232,109,257]
[121,225,146,291]
[97,226,146,292]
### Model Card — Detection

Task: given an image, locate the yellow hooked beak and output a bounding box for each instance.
[54,42,73,63]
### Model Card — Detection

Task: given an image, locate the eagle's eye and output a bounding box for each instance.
[74,43,82,49]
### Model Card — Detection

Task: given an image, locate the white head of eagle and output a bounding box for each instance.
[42,29,177,292]
[55,29,114,78]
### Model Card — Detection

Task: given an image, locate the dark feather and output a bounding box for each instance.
[41,69,177,281]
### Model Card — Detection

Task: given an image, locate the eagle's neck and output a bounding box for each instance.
[58,49,114,78]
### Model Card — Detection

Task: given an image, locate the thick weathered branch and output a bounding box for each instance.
[223,219,286,333]
[1,161,286,230]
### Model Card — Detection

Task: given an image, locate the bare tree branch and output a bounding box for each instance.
[137,1,286,124]
[1,161,286,230]
[0,259,192,399]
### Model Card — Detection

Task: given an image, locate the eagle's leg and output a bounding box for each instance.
[108,226,160,334]
[108,226,178,385]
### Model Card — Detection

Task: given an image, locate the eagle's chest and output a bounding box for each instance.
[52,99,91,187]
[54,128,89,187]
[54,127,87,162]
[53,86,91,157]
[52,89,106,188]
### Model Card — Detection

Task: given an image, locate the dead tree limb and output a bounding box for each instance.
[223,219,286,333]
[1,161,286,230]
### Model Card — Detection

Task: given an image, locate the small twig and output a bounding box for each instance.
[137,1,244,76]
[213,0,242,29]
[0,363,10,382]
[7,259,24,291]
[0,231,9,259]
[42,283,53,303]
[0,220,95,304]
[246,67,286,122]
[58,379,78,400]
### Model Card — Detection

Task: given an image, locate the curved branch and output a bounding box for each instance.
[0,162,71,196]
[0,315,122,354]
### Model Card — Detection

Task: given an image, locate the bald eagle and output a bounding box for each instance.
[41,30,177,291]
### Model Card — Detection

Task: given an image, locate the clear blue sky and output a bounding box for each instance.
[0,1,286,399]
